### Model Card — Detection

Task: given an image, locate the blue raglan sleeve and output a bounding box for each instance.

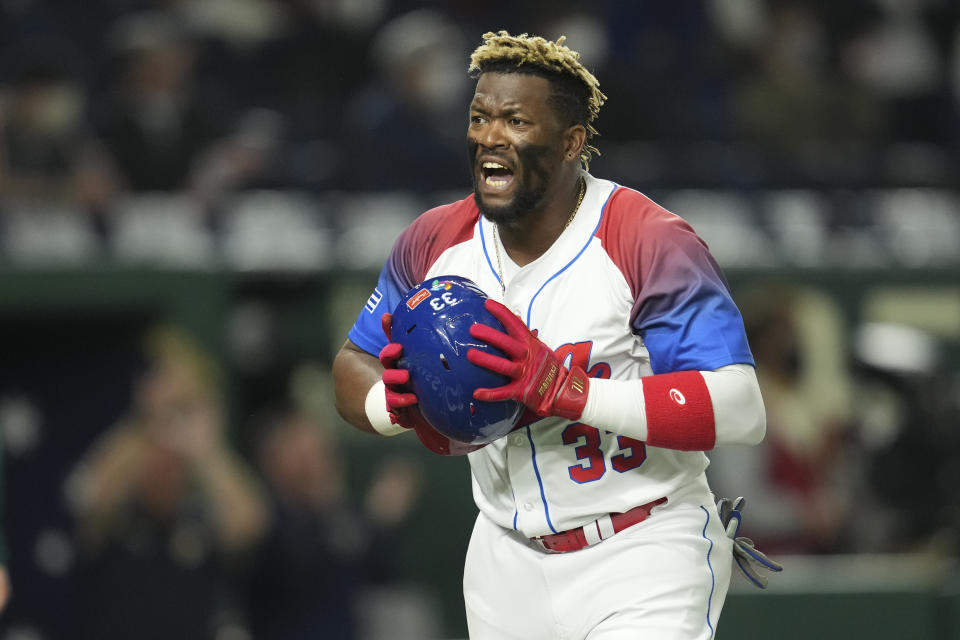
[347,255,413,357]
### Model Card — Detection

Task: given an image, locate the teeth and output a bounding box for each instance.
[482,161,508,170]
[485,176,509,187]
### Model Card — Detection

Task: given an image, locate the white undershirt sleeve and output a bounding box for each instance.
[701,363,766,445]
[579,363,765,447]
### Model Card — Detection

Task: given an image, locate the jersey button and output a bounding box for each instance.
[523,503,534,512]
[510,433,524,446]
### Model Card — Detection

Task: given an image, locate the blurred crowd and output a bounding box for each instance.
[26,324,424,640]
[707,285,960,558]
[0,0,959,269]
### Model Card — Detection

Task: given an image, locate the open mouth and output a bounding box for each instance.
[480,161,514,189]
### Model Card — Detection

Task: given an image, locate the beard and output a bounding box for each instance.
[468,139,554,226]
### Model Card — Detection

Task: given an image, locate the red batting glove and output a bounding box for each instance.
[379,313,484,456]
[467,299,589,420]
[379,313,417,423]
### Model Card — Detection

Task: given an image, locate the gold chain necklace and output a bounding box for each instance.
[492,176,585,297]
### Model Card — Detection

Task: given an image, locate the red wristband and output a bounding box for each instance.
[643,370,715,451]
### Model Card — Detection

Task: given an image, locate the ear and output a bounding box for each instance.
[564,124,587,162]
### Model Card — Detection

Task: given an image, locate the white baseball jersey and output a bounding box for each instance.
[348,173,754,539]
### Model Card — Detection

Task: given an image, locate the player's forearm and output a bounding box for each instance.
[580,364,765,450]
[332,339,393,436]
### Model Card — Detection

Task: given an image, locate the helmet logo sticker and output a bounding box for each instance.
[406,289,431,310]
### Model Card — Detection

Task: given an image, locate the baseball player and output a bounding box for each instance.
[333,31,776,639]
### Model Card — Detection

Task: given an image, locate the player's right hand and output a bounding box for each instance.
[379,312,419,426]
[379,312,484,456]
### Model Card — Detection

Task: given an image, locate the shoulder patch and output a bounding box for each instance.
[364,287,383,313]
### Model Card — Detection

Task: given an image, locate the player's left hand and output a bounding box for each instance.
[467,299,589,420]
[716,496,784,589]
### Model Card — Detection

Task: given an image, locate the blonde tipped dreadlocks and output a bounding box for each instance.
[469,31,607,169]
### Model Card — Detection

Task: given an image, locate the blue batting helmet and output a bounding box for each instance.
[391,276,523,444]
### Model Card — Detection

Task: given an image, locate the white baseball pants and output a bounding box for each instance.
[463,483,733,639]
